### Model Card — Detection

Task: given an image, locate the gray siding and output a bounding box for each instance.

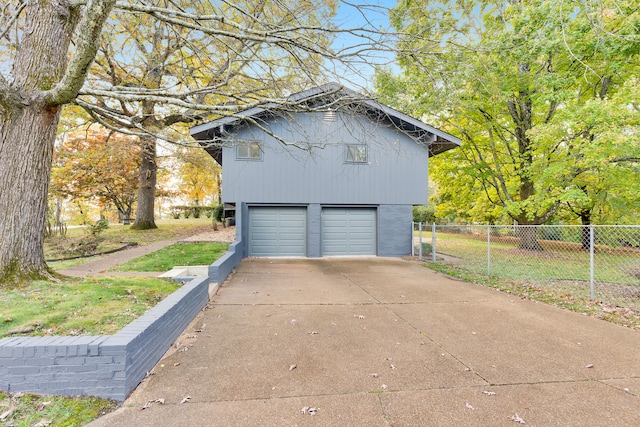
[378,205,413,256]
[222,112,429,205]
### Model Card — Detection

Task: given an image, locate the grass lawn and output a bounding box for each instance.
[424,262,640,329]
[422,231,640,286]
[45,218,214,263]
[114,242,229,272]
[0,277,180,337]
[3,241,230,337]
[414,229,640,327]
[0,391,117,427]
[2,220,230,425]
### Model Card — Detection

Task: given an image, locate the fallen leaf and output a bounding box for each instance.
[0,407,15,420]
[509,413,526,424]
[482,391,497,396]
[465,402,475,410]
[307,331,319,335]
[353,315,365,319]
[289,364,297,371]
[33,419,51,427]
[300,406,318,416]
[370,373,378,378]
[180,396,191,404]
[585,364,594,369]
[173,362,181,367]
[142,398,165,410]
[36,401,51,411]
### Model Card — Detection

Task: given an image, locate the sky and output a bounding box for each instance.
[330,0,400,91]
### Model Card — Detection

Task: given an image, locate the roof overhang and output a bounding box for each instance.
[190,83,461,163]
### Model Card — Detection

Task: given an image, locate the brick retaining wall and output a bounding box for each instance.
[0,240,243,402]
[0,276,210,401]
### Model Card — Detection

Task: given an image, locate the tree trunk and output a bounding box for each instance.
[580,211,592,251]
[0,107,60,282]
[518,225,544,251]
[131,135,158,229]
[0,2,80,284]
[215,168,222,204]
[123,207,132,225]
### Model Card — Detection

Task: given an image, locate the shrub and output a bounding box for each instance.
[88,218,109,236]
[213,204,224,222]
[169,207,182,219]
[413,205,436,224]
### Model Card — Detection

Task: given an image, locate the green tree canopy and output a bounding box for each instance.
[377,0,639,238]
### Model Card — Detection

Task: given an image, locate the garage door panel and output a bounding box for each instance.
[321,208,376,256]
[249,207,306,256]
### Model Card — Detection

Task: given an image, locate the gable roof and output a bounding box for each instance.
[190,83,461,164]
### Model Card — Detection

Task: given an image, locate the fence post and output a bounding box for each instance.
[418,222,423,259]
[487,225,491,275]
[432,223,437,262]
[589,225,595,300]
[411,222,415,256]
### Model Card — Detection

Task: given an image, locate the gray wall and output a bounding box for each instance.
[378,205,413,257]
[222,112,429,205]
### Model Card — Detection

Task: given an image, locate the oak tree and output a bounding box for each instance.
[0,0,397,284]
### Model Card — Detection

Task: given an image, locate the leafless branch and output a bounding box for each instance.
[0,0,26,42]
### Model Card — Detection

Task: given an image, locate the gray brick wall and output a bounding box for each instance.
[378,204,413,256]
[0,276,210,401]
[209,240,242,283]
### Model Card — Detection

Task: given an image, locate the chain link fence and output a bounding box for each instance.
[413,223,640,313]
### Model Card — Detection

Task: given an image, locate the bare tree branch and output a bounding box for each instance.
[0,0,26,42]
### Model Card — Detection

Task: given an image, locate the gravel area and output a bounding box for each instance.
[179,226,236,243]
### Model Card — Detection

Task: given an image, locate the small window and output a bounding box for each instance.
[345,144,367,163]
[236,141,262,160]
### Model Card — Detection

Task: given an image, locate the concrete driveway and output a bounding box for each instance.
[90,258,640,426]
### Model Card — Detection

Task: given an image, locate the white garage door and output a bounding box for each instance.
[321,208,376,256]
[248,207,307,256]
